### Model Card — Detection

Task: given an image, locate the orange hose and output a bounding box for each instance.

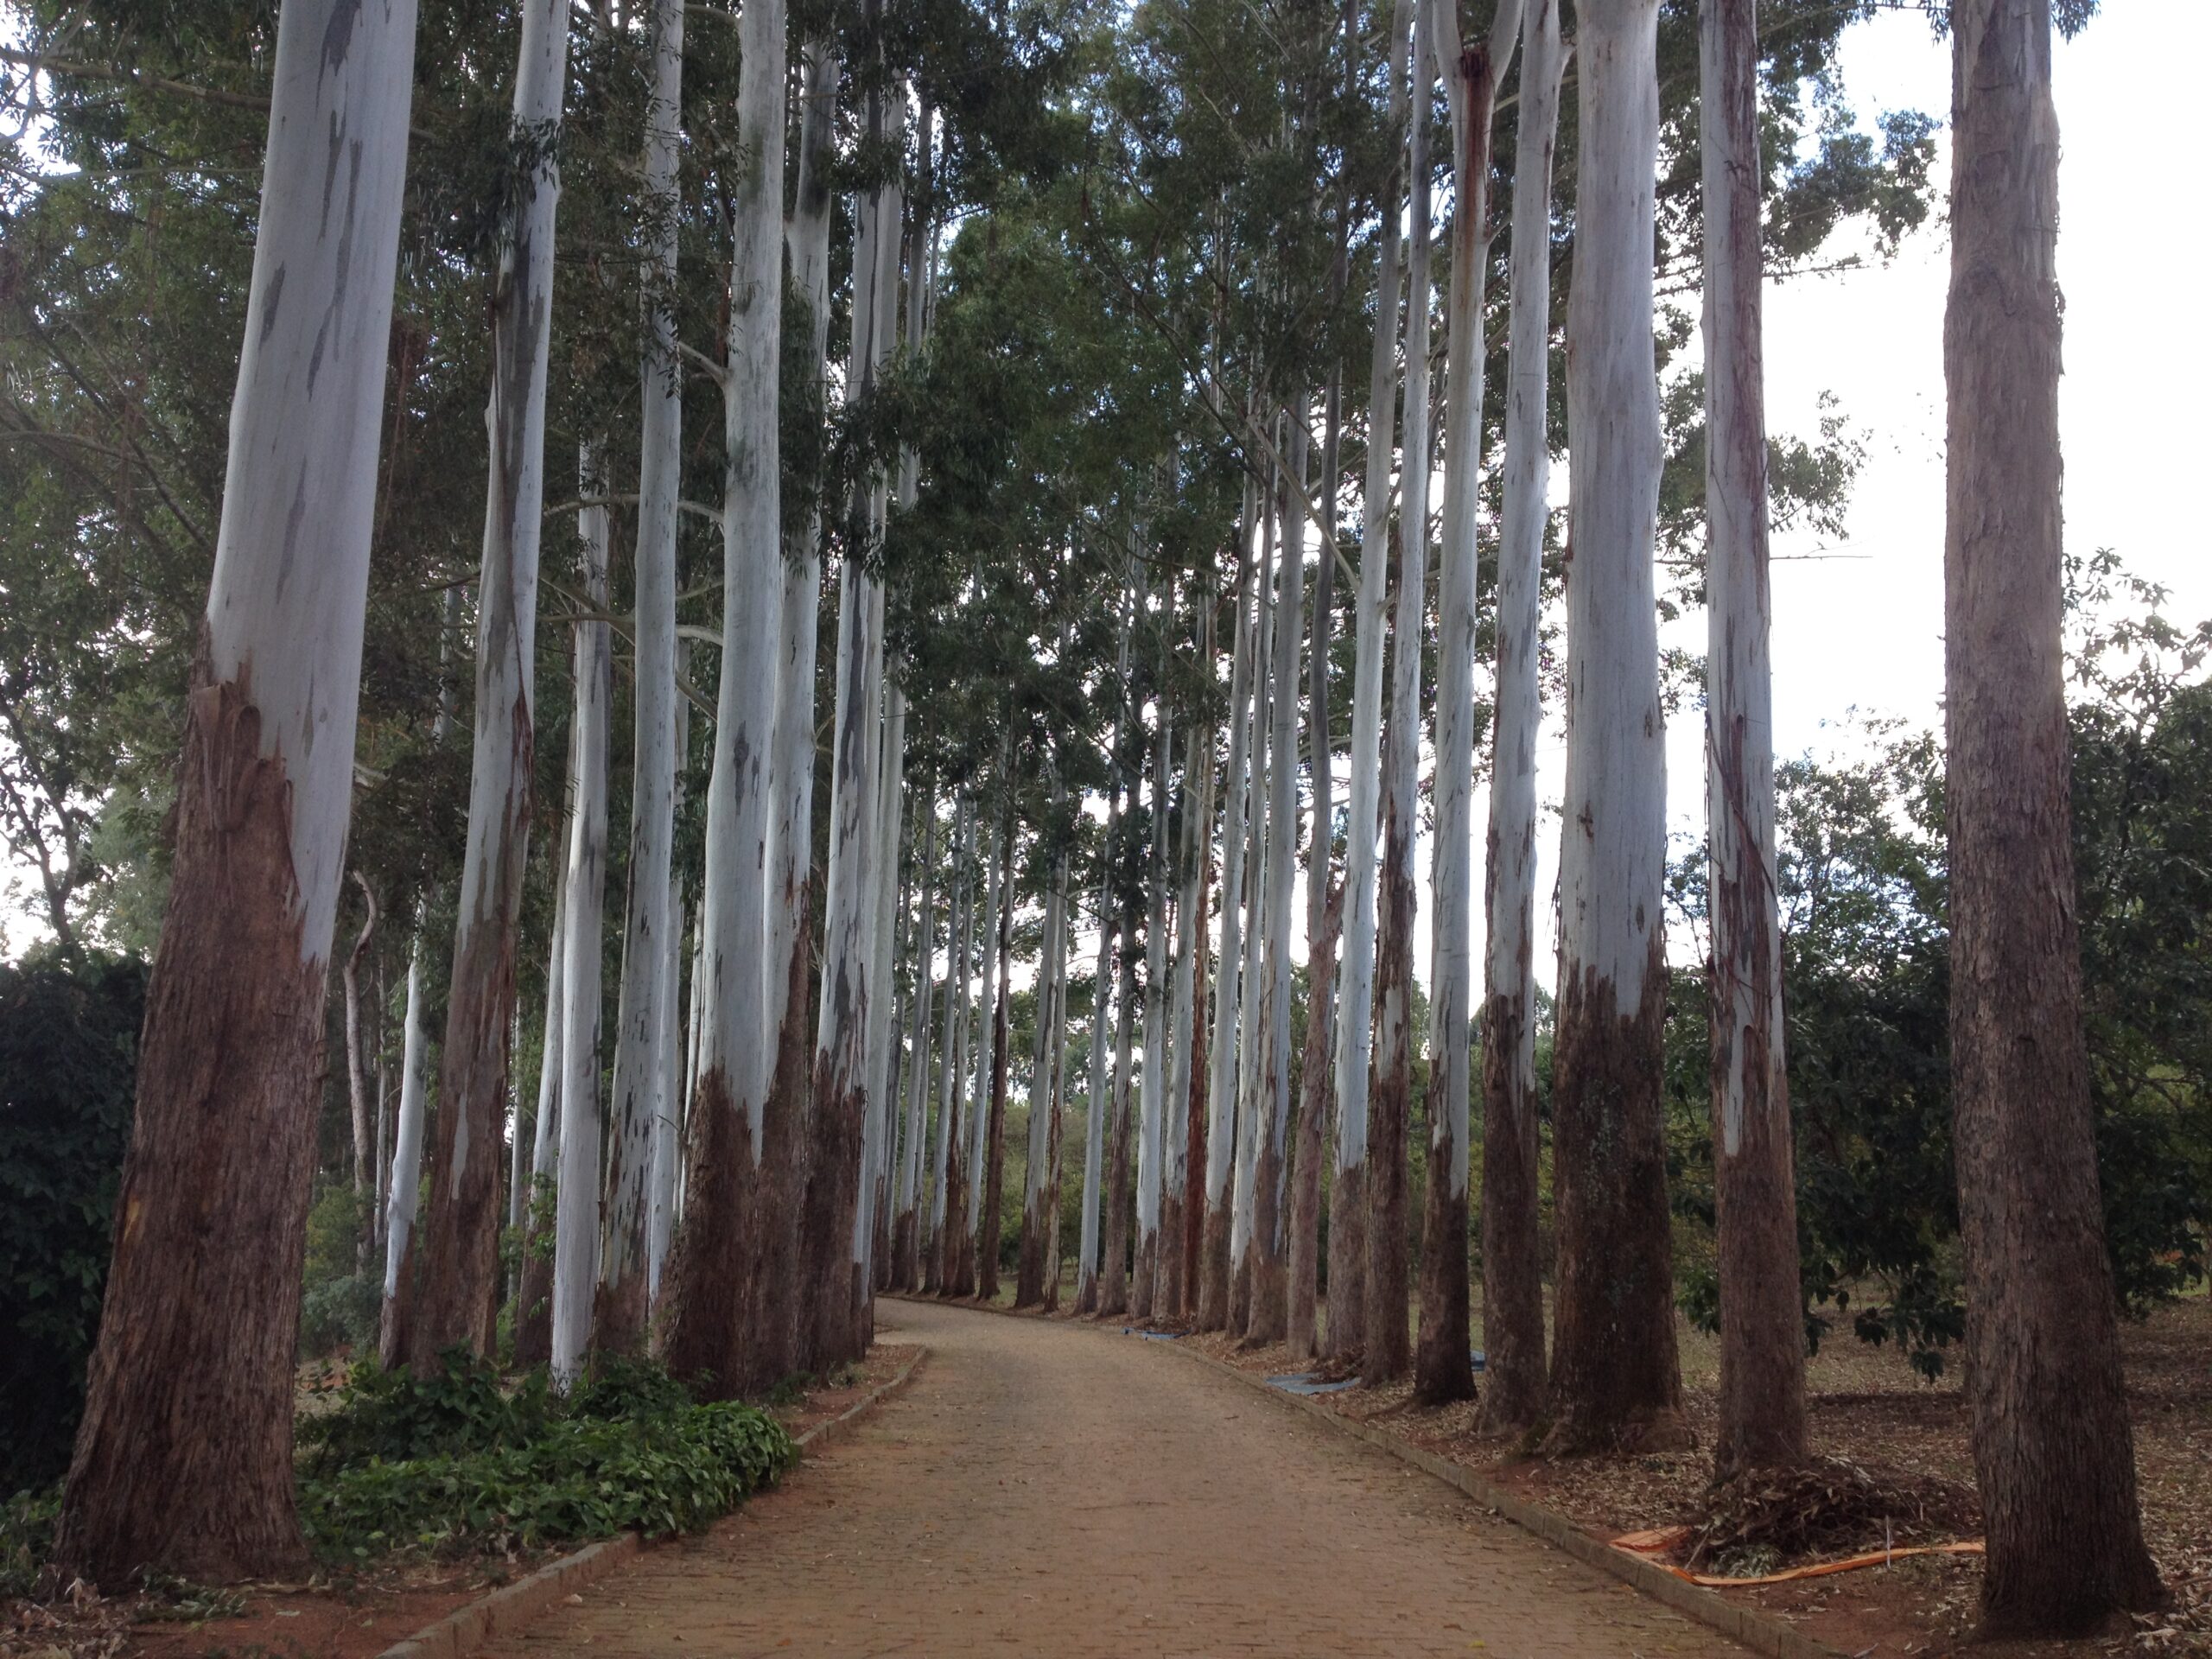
[1609,1533,1986,1588]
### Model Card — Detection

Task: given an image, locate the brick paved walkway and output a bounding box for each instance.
[484,1299,1747,1657]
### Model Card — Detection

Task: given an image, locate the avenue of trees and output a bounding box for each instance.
[1,0,2205,1640]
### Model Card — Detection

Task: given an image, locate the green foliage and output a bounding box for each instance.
[298,1185,378,1358]
[0,1489,59,1599]
[0,951,143,1491]
[298,1369,795,1557]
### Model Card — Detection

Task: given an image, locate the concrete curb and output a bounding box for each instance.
[374,1344,930,1659]
[1159,1340,1847,1659]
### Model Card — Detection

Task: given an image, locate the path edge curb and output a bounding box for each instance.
[373,1344,930,1659]
[1160,1339,1846,1659]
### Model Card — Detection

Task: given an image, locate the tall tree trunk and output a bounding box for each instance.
[1133,663,1173,1320]
[1700,0,1805,1477]
[978,822,1012,1301]
[656,0,786,1399]
[1287,885,1341,1360]
[53,0,416,1582]
[1018,798,1068,1306]
[1415,0,1521,1409]
[1332,0,1412,1368]
[1479,0,1562,1436]
[513,839,569,1369]
[597,0,685,1357]
[381,938,434,1367]
[893,792,939,1290]
[1074,823,1115,1315]
[343,874,380,1228]
[802,89,901,1364]
[1943,0,2163,1633]
[646,656,694,1301]
[1367,10,1434,1385]
[1199,480,1258,1332]
[1160,722,1206,1321]
[411,0,573,1371]
[550,450,613,1387]
[928,801,973,1294]
[859,689,908,1324]
[1229,503,1274,1338]
[1101,874,1140,1318]
[1247,416,1304,1351]
[1180,855,1210,1314]
[753,25,838,1380]
[959,791,1006,1296]
[1544,0,1688,1456]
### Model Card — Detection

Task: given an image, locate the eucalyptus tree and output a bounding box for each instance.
[1367,2,1435,1384]
[1414,0,1522,1408]
[1133,623,1174,1319]
[1941,0,2160,1633]
[1544,0,1687,1453]
[1227,512,1274,1334]
[957,785,1006,1296]
[411,0,575,1372]
[1017,789,1071,1306]
[550,461,613,1387]
[513,839,569,1368]
[657,0,787,1398]
[931,799,976,1294]
[1478,0,1563,1433]
[893,793,941,1288]
[1160,718,1206,1319]
[597,0,687,1356]
[52,0,419,1581]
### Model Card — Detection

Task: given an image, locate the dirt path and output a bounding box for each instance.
[482,1299,1749,1657]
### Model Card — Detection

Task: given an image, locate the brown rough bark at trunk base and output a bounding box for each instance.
[1324,1160,1365,1364]
[1365,798,1416,1383]
[1198,1187,1232,1330]
[1413,1065,1474,1404]
[1942,0,2163,1634]
[513,1239,553,1367]
[1543,944,1688,1453]
[1042,1077,1065,1311]
[409,713,531,1375]
[653,1068,760,1399]
[1243,1138,1287,1348]
[1287,887,1342,1360]
[1477,985,1544,1429]
[379,1230,419,1371]
[753,887,816,1382]
[979,943,1012,1301]
[941,1075,970,1298]
[57,676,321,1586]
[799,1058,868,1367]
[893,1210,921,1294]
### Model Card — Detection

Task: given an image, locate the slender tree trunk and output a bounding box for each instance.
[343,876,380,1227]
[959,792,1005,1296]
[1074,827,1114,1315]
[513,846,568,1369]
[1415,0,1521,1408]
[859,689,908,1325]
[1180,855,1210,1314]
[410,0,572,1371]
[893,793,938,1290]
[1479,0,1563,1436]
[1246,415,1304,1351]
[550,450,613,1387]
[597,0,685,1357]
[656,0,786,1399]
[646,657,693,1301]
[1700,0,1806,1478]
[979,823,1012,1300]
[1367,12,1434,1385]
[54,0,416,1581]
[1018,800,1068,1306]
[929,801,973,1294]
[1133,667,1173,1320]
[1544,0,1688,1456]
[1287,884,1342,1360]
[1943,0,2163,1632]
[1160,722,1206,1321]
[1229,505,1274,1338]
[1101,878,1140,1318]
[381,938,434,1367]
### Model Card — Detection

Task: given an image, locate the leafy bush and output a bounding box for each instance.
[0,952,144,1491]
[301,1401,795,1555]
[299,1185,378,1357]
[0,1489,58,1599]
[296,1350,795,1558]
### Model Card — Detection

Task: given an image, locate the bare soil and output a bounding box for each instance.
[1184,1288,2212,1658]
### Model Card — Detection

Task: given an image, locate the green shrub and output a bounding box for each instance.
[0,1488,58,1599]
[300,1271,380,1358]
[300,1401,795,1555]
[0,952,145,1491]
[299,1348,553,1469]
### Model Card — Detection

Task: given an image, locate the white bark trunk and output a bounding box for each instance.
[931,802,973,1255]
[897,794,939,1228]
[647,648,693,1298]
[966,804,1006,1262]
[1163,727,1205,1249]
[1256,416,1305,1309]
[1135,647,1173,1305]
[1204,478,1257,1251]
[530,863,569,1220]
[1230,507,1276,1281]
[601,0,685,1339]
[1076,830,1113,1306]
[551,446,613,1387]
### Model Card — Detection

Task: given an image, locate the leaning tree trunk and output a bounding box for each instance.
[1368,14,1434,1385]
[1199,480,1258,1332]
[1943,0,2164,1634]
[655,0,788,1400]
[597,0,686,1357]
[550,454,613,1387]
[1479,0,1562,1436]
[1544,0,1688,1457]
[1701,0,1806,1478]
[1415,0,1521,1409]
[410,0,572,1372]
[54,0,417,1584]
[1246,416,1305,1351]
